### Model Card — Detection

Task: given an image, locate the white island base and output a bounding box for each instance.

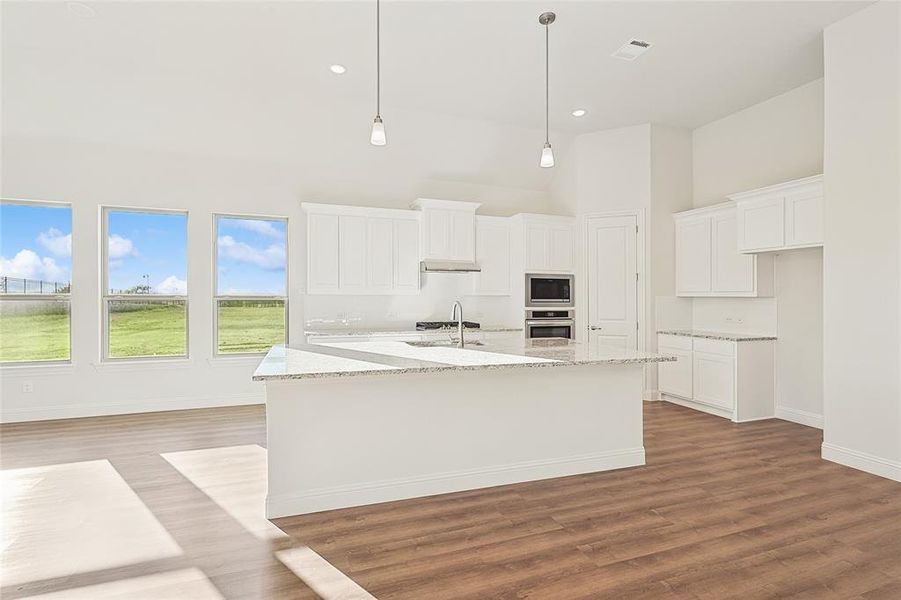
[262,359,647,518]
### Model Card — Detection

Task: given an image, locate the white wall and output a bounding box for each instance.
[692,78,824,208]
[0,100,561,421]
[690,80,825,424]
[549,123,693,395]
[821,0,901,480]
[774,248,823,427]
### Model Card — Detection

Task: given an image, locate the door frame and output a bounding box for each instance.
[579,209,647,358]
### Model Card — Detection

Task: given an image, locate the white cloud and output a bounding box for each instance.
[226,219,284,240]
[37,228,72,257]
[155,275,187,295]
[0,249,67,282]
[108,234,137,260]
[218,235,285,270]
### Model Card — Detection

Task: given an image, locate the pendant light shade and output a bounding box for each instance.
[538,11,555,168]
[370,0,386,146]
[370,116,386,146]
[540,142,555,168]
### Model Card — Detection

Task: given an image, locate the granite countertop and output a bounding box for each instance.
[304,326,523,337]
[253,338,675,381]
[657,329,777,342]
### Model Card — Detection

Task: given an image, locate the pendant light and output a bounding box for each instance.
[370,0,387,145]
[538,11,555,168]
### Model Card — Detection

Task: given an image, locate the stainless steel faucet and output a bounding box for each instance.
[451,300,464,347]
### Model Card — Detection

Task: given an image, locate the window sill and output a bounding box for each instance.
[91,358,194,372]
[207,354,266,369]
[0,362,77,376]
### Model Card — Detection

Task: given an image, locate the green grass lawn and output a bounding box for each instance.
[0,307,70,362]
[0,301,285,362]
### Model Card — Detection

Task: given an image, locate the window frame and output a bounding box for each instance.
[212,213,288,356]
[0,198,74,367]
[101,206,189,362]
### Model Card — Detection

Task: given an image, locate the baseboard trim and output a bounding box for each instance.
[643,389,662,401]
[776,406,823,429]
[661,395,733,420]
[821,442,901,482]
[0,391,264,423]
[266,446,646,518]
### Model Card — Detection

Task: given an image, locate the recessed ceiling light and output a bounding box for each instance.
[329,64,347,75]
[571,109,587,117]
[67,1,96,18]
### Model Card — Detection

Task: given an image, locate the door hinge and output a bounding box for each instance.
[636,272,639,281]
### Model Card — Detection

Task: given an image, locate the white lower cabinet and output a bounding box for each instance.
[691,351,734,411]
[657,334,774,422]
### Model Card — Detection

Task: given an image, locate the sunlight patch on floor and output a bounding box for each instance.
[276,546,376,600]
[0,460,182,587]
[20,568,223,599]
[161,444,287,540]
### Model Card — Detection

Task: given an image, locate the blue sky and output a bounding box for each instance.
[107,211,188,294]
[0,203,73,286]
[1,205,285,296]
[217,217,286,296]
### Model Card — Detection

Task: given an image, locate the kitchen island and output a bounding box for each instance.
[254,338,674,518]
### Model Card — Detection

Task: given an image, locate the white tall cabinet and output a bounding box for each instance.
[303,203,421,295]
[674,203,773,297]
[511,214,576,273]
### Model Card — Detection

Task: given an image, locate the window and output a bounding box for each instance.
[0,200,72,363]
[214,215,287,354]
[102,208,188,359]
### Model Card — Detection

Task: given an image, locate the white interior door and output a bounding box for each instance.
[587,215,638,350]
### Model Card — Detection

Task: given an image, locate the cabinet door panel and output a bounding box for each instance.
[525,225,549,271]
[658,347,692,398]
[548,226,574,272]
[675,217,712,294]
[307,213,340,293]
[394,219,420,292]
[367,218,394,291]
[712,211,755,293]
[737,196,784,251]
[450,211,475,261]
[338,215,367,291]
[425,209,451,259]
[785,190,823,247]
[473,219,510,295]
[692,351,734,410]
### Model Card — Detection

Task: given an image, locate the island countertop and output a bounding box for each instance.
[253,338,675,381]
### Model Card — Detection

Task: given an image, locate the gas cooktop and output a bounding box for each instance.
[416,321,481,331]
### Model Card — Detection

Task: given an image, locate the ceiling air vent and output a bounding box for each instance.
[612,38,653,61]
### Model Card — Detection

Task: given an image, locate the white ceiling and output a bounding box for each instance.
[1,0,867,135]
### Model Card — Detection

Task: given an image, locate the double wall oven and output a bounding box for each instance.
[524,274,575,340]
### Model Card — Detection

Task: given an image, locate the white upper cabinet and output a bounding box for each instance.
[711,211,755,294]
[472,216,511,295]
[411,198,481,262]
[303,203,420,295]
[675,216,712,294]
[674,204,773,297]
[514,214,576,273]
[730,175,823,253]
[306,212,340,293]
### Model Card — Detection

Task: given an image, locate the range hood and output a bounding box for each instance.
[420,260,482,273]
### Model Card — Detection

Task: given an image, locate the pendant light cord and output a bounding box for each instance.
[544,22,549,145]
[376,0,381,118]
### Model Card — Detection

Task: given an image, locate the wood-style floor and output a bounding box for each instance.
[2,402,900,599]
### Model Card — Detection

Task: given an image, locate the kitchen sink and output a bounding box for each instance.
[405,340,484,348]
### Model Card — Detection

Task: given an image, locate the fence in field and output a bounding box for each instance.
[0,276,71,295]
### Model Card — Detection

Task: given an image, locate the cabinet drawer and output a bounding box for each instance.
[658,334,692,351]
[692,337,735,356]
